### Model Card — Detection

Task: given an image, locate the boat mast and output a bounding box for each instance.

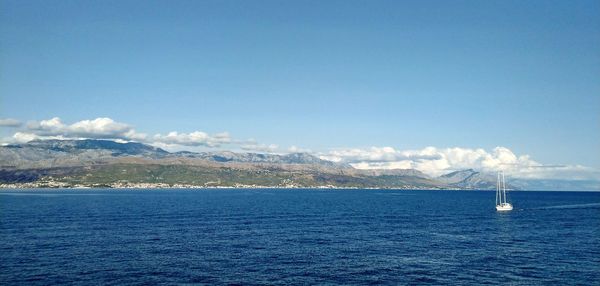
[495,170,513,211]
[502,171,507,203]
[496,172,500,205]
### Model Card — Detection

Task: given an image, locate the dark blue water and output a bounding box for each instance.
[1,189,599,285]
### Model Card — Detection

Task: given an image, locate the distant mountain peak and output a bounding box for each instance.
[440,169,476,178]
[357,168,430,178]
[2,139,595,190]
[176,150,342,166]
[438,169,508,189]
[24,139,168,155]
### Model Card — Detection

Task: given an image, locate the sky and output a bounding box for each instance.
[1,0,599,179]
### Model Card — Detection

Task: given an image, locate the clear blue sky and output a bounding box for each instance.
[1,0,599,167]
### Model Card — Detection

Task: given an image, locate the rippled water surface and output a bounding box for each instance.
[1,189,599,285]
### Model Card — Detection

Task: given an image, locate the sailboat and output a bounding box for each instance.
[496,171,513,211]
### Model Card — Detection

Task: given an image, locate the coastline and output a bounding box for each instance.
[0,183,456,190]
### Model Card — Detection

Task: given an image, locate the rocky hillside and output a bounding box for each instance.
[437,169,501,189]
[175,150,344,167]
[0,139,440,188]
[3,139,590,190]
[0,139,169,169]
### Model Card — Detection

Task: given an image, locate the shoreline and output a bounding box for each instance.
[1,186,573,191]
[0,185,456,190]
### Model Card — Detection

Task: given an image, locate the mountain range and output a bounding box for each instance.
[0,139,597,190]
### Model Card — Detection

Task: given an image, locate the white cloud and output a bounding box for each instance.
[25,117,147,140]
[12,132,41,143]
[0,118,22,127]
[4,117,241,150]
[4,117,598,180]
[70,118,131,137]
[288,145,312,153]
[319,146,599,180]
[240,142,279,153]
[351,161,414,170]
[152,131,231,147]
[319,146,441,163]
[4,131,66,144]
[2,117,294,155]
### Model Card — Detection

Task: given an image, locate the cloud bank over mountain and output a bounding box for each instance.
[2,117,598,180]
[319,146,598,180]
[16,117,146,141]
[5,117,233,150]
[152,131,231,148]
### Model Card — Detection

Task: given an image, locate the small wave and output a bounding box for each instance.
[374,192,416,196]
[430,232,472,241]
[531,203,600,210]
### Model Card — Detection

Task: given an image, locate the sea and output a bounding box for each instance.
[1,189,599,285]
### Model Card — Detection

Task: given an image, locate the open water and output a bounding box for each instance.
[1,189,599,285]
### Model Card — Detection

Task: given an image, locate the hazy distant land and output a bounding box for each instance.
[1,139,598,191]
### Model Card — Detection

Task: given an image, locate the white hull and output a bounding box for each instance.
[496,203,513,211]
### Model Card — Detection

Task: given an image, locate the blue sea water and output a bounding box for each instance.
[1,189,599,285]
